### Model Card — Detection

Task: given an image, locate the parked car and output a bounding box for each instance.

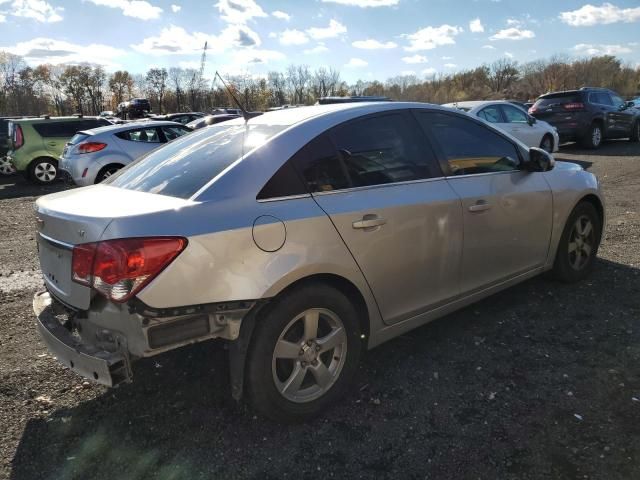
[149,112,205,124]
[186,114,242,130]
[59,121,191,186]
[117,98,152,119]
[99,110,115,117]
[212,107,242,115]
[529,87,640,149]
[0,116,30,175]
[7,116,112,184]
[443,100,559,152]
[33,102,604,421]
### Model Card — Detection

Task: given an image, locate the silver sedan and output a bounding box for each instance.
[33,102,604,421]
[59,120,191,185]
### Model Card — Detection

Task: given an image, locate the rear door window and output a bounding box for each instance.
[116,127,162,143]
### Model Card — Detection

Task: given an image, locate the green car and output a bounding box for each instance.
[7,116,111,184]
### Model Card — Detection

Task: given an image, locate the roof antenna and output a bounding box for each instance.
[214,71,260,122]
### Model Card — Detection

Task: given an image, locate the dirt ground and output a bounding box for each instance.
[1,141,639,480]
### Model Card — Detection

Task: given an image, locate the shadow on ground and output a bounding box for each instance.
[558,139,640,158]
[0,175,72,201]
[10,259,640,480]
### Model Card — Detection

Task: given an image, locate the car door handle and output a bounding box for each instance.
[352,215,386,229]
[468,200,491,212]
[47,142,57,146]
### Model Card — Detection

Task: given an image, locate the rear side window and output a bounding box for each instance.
[107,124,286,199]
[257,161,308,199]
[416,112,520,175]
[292,135,348,193]
[331,112,436,188]
[34,121,83,137]
[116,127,161,143]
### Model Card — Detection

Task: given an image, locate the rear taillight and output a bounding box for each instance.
[77,142,107,154]
[528,106,537,114]
[562,102,585,111]
[14,125,24,149]
[72,237,187,302]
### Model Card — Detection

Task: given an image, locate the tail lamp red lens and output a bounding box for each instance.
[14,125,24,149]
[72,237,187,302]
[77,142,107,154]
[562,102,585,111]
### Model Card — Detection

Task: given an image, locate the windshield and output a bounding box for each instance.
[106,123,287,199]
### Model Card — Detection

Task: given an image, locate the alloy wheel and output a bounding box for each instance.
[0,156,15,175]
[568,215,595,271]
[592,126,602,147]
[541,136,553,153]
[99,167,119,183]
[272,308,347,403]
[34,162,57,183]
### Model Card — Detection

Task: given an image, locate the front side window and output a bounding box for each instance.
[477,105,502,123]
[107,124,286,199]
[117,127,161,143]
[611,94,625,109]
[416,112,521,176]
[501,105,529,124]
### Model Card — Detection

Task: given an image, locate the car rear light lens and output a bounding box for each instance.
[71,237,187,302]
[77,142,107,154]
[528,106,537,114]
[562,102,585,111]
[14,125,24,149]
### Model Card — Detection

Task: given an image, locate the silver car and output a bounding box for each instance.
[59,121,191,185]
[33,102,604,421]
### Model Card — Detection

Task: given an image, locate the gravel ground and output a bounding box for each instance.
[1,141,639,480]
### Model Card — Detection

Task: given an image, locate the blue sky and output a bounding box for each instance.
[0,0,639,82]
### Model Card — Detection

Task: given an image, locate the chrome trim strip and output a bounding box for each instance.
[257,193,312,203]
[38,232,74,251]
[445,169,524,180]
[311,176,447,197]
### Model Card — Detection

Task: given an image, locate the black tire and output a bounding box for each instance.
[246,283,363,422]
[539,134,554,153]
[95,164,122,183]
[28,157,58,184]
[580,122,603,149]
[630,121,640,143]
[552,202,601,283]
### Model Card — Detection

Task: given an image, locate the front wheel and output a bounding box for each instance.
[246,283,362,422]
[581,123,602,149]
[552,202,601,283]
[29,158,58,184]
[539,134,554,153]
[630,121,640,143]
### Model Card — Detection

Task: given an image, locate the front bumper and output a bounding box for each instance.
[33,290,131,387]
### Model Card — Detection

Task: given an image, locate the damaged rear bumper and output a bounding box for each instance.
[33,290,131,387]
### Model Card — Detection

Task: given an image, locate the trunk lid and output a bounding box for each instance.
[35,185,195,309]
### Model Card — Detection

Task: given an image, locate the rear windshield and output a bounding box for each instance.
[106,123,287,199]
[69,133,89,144]
[535,92,582,107]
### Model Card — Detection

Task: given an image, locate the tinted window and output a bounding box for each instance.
[477,105,502,123]
[107,124,286,199]
[116,127,161,143]
[331,113,435,187]
[161,125,190,141]
[590,92,613,106]
[293,134,349,193]
[257,161,308,199]
[416,112,520,175]
[34,120,84,137]
[535,93,582,108]
[502,105,529,123]
[610,94,625,108]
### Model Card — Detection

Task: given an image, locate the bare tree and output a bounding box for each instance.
[146,68,168,114]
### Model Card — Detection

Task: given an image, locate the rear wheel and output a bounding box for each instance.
[630,121,640,143]
[0,156,15,175]
[246,283,362,422]
[581,123,602,149]
[29,158,58,184]
[552,202,601,283]
[95,164,122,183]
[539,134,554,153]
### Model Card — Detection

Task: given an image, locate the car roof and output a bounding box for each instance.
[79,120,184,135]
[10,116,102,124]
[443,100,513,109]
[224,102,444,128]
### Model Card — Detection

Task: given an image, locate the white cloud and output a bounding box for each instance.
[504,51,514,58]
[401,70,416,75]
[87,0,162,20]
[171,4,180,12]
[272,10,290,20]
[444,63,457,68]
[131,24,261,55]
[0,37,125,68]
[442,55,453,60]
[215,0,267,24]
[279,29,308,45]
[506,18,521,26]
[0,13,5,22]
[469,18,484,33]
[178,60,199,69]
[345,57,368,67]
[321,0,398,6]
[422,67,437,75]
[482,44,496,49]
[307,19,347,39]
[352,39,397,49]
[402,54,428,64]
[403,24,463,51]
[303,43,329,54]
[1,0,63,23]
[560,3,640,26]
[573,43,632,55]
[490,28,535,40]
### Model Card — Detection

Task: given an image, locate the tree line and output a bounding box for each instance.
[0,51,638,117]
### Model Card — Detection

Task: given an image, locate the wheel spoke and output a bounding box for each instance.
[309,362,332,388]
[572,250,582,269]
[282,364,307,395]
[582,243,592,257]
[303,310,319,341]
[575,219,584,236]
[274,339,301,359]
[582,221,592,237]
[568,242,577,253]
[317,327,346,353]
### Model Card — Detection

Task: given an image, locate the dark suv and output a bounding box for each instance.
[117,98,152,119]
[529,87,640,149]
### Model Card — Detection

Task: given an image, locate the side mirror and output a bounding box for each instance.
[527,115,536,126]
[526,147,555,172]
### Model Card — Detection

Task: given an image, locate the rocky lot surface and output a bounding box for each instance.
[1,141,639,479]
